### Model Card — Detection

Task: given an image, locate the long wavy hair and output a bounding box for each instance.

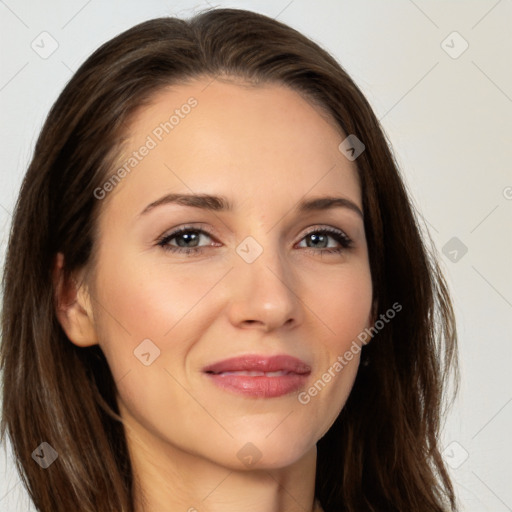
[1,8,459,512]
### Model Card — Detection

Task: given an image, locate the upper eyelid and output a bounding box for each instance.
[162,225,220,242]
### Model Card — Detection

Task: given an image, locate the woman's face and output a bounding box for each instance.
[87,78,373,470]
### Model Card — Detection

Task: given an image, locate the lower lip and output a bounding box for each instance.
[206,373,309,398]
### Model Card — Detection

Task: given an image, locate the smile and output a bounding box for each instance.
[203,354,311,398]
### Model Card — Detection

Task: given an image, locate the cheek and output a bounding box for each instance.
[298,262,372,429]
[87,255,163,368]
[94,249,214,337]
[89,256,223,445]
[90,250,229,391]
[309,260,373,349]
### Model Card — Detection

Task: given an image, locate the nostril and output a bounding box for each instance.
[242,320,260,326]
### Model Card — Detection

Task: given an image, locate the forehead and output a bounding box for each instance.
[103,77,361,217]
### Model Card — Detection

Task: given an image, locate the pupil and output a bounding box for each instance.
[177,232,199,247]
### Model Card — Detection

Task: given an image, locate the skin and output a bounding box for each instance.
[55,77,373,512]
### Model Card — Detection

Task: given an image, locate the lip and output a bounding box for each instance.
[203,354,311,398]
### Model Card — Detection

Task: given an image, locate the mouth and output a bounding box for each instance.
[203,354,311,398]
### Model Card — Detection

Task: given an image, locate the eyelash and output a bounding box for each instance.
[156,225,354,256]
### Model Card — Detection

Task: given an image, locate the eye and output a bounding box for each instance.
[156,225,354,256]
[156,227,218,254]
[296,227,353,255]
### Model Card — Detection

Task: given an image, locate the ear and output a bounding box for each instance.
[52,252,98,347]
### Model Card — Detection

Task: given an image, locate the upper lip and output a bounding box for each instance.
[203,354,311,375]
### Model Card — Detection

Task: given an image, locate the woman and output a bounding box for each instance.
[0,8,459,512]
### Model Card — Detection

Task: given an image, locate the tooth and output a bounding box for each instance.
[219,370,289,377]
[221,371,266,376]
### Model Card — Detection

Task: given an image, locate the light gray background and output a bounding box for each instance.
[1,1,511,510]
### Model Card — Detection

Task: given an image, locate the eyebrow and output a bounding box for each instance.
[139,193,363,219]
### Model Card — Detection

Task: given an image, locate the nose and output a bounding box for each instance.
[225,244,303,332]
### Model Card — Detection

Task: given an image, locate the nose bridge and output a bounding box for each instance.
[226,232,301,330]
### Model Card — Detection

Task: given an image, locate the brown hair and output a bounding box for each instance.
[1,8,459,511]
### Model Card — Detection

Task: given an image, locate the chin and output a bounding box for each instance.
[224,432,316,471]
